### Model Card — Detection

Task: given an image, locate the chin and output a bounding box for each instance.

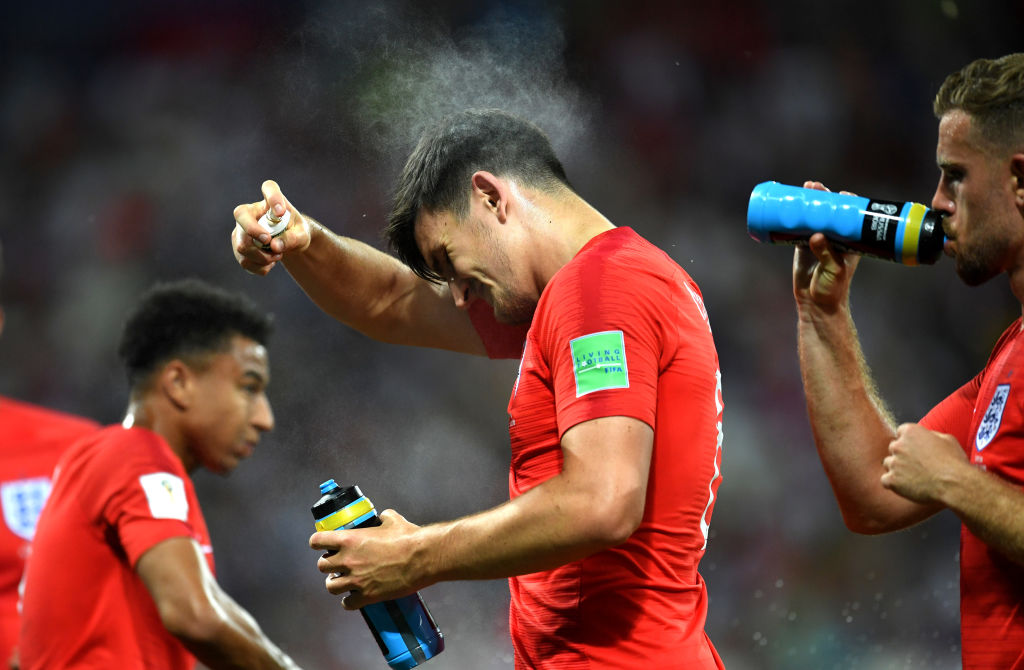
[955,259,1000,287]
[493,299,537,325]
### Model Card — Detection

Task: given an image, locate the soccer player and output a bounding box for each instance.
[19,279,304,670]
[232,109,725,668]
[792,54,1024,668]
[0,239,99,669]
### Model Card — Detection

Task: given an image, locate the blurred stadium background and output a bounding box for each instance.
[2,1,1023,668]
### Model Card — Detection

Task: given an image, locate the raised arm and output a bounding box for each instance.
[232,180,486,355]
[794,184,941,533]
[136,536,303,670]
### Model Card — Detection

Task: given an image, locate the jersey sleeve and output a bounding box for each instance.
[540,265,666,437]
[919,317,1022,451]
[91,433,195,568]
[919,374,979,451]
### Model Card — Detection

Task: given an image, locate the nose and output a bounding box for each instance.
[930,183,954,216]
[447,277,471,310]
[253,393,274,432]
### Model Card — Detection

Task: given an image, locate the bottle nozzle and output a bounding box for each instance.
[258,205,291,238]
[319,479,338,495]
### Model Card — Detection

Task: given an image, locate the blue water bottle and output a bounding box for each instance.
[747,181,946,265]
[311,480,445,669]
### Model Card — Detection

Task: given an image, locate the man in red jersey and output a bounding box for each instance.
[792,53,1024,669]
[0,239,99,669]
[232,109,725,668]
[19,279,305,670]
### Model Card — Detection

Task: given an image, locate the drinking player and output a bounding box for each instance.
[0,239,99,669]
[232,109,726,668]
[792,53,1024,668]
[19,279,305,670]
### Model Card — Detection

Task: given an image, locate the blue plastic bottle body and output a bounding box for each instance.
[312,481,444,670]
[748,183,870,241]
[747,181,945,265]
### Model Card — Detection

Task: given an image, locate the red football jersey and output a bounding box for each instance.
[0,396,98,666]
[476,227,725,669]
[19,425,212,670]
[921,317,1024,669]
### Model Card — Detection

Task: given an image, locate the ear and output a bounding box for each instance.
[470,171,510,223]
[158,360,195,411]
[1012,154,1024,209]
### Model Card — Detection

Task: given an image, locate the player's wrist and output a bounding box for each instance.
[412,520,462,585]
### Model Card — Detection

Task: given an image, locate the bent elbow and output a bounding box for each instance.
[158,599,226,645]
[585,496,645,548]
[839,508,905,536]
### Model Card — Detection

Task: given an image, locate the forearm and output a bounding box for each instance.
[797,302,921,531]
[317,417,651,607]
[179,626,300,670]
[176,592,301,670]
[941,465,1024,566]
[415,474,631,585]
[140,538,303,670]
[281,219,427,343]
[280,219,484,353]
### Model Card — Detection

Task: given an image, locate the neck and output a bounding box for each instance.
[122,396,194,471]
[520,187,616,290]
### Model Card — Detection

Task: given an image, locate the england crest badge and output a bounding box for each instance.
[976,384,1011,451]
[1,477,53,540]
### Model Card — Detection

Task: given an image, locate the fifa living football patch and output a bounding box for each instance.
[139,472,189,521]
[570,330,629,397]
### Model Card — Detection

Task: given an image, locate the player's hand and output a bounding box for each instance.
[231,180,312,276]
[881,423,967,504]
[792,180,861,314]
[309,509,425,609]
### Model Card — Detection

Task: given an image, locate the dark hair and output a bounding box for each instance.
[117,278,273,389]
[934,53,1024,150]
[385,109,572,283]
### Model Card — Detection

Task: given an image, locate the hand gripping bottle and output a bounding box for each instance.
[255,205,290,250]
[747,181,946,265]
[311,480,444,669]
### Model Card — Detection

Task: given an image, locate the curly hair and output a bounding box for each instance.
[117,278,273,389]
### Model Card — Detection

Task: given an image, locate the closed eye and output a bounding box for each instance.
[441,249,456,281]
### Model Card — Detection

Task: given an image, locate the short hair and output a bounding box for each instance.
[934,53,1024,151]
[117,278,273,389]
[385,109,572,283]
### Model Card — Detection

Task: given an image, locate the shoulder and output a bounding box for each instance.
[987,317,1024,366]
[552,228,679,291]
[65,426,183,482]
[0,396,100,442]
[541,227,693,317]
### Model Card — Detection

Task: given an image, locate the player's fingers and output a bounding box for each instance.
[232,202,273,246]
[806,233,840,269]
[309,531,344,552]
[325,573,354,597]
[378,508,407,526]
[879,470,893,490]
[261,180,289,217]
[232,223,281,275]
[793,244,816,282]
[341,592,364,610]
